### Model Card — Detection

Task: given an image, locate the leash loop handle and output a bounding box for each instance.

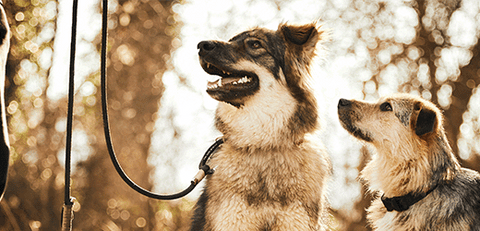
[100,0,222,200]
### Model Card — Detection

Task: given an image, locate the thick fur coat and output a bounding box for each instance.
[338,94,480,231]
[191,22,331,230]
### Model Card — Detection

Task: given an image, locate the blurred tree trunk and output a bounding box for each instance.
[444,41,480,171]
[414,0,440,104]
[74,0,175,230]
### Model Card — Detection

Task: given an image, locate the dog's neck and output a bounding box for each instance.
[362,134,460,198]
[215,99,302,151]
[214,74,318,150]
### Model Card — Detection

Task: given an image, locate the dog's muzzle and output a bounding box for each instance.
[337,99,373,142]
[197,40,259,106]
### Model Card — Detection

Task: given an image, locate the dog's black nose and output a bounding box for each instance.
[338,98,352,108]
[198,41,216,56]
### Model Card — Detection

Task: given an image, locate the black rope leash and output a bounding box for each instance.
[100,0,222,200]
[61,0,79,230]
[61,1,222,229]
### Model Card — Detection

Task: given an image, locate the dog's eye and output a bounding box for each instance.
[380,102,393,112]
[248,40,262,49]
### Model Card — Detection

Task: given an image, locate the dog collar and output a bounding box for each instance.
[381,185,437,212]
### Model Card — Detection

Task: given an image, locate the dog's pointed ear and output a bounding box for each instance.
[412,102,437,137]
[280,22,321,48]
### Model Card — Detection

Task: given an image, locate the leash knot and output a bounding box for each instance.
[192,138,223,184]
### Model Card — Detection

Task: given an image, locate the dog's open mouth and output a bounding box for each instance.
[201,61,259,101]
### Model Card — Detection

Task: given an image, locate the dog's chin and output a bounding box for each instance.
[347,126,373,143]
[207,90,252,107]
[338,115,374,142]
[202,61,259,107]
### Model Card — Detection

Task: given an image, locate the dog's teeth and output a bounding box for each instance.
[207,78,221,90]
[237,76,249,84]
[207,63,211,69]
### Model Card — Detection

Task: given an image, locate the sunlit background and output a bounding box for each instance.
[1,0,480,230]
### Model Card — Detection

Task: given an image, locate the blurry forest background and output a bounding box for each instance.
[0,0,479,230]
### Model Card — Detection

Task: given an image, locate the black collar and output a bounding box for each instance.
[381,185,438,212]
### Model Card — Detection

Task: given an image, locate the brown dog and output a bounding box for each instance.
[338,94,480,231]
[191,22,331,230]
